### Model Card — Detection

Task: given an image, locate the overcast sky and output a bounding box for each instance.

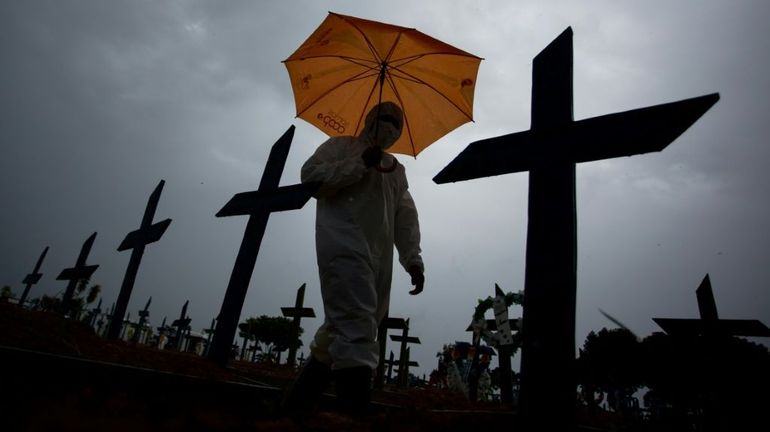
[2,0,769,377]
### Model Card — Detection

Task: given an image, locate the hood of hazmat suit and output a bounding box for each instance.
[301,102,423,370]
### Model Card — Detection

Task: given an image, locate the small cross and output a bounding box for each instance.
[57,232,99,316]
[375,315,407,389]
[19,246,49,307]
[653,274,770,338]
[280,283,316,366]
[390,318,421,388]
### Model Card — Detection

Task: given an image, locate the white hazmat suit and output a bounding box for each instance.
[301,102,424,371]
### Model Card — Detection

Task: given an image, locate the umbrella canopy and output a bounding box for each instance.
[284,12,482,157]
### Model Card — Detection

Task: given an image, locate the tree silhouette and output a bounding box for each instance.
[34,280,101,317]
[1,285,15,302]
[640,331,770,429]
[576,328,643,413]
[237,315,302,363]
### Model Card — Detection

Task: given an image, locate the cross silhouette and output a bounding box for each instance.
[390,318,420,388]
[19,246,49,307]
[108,180,171,340]
[280,283,316,366]
[375,315,406,389]
[208,126,320,366]
[654,274,770,338]
[57,232,99,316]
[434,27,719,429]
[171,300,191,351]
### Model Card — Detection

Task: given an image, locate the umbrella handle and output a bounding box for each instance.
[372,64,387,146]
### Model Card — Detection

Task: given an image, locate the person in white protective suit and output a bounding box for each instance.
[282,102,424,416]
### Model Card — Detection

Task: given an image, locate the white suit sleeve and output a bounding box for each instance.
[395,189,424,272]
[301,137,367,198]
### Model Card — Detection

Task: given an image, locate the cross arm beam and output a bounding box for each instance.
[281,307,316,318]
[391,335,421,344]
[653,318,770,337]
[57,264,99,281]
[216,182,321,217]
[117,219,172,251]
[433,93,719,184]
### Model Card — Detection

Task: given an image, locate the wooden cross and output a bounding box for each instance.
[390,318,420,388]
[434,27,719,429]
[654,274,770,338]
[208,126,320,366]
[394,347,419,387]
[19,246,48,307]
[171,300,191,351]
[108,180,171,340]
[375,315,406,389]
[57,232,99,316]
[131,297,152,344]
[203,318,216,356]
[384,350,397,383]
[87,298,102,328]
[280,283,316,366]
[466,284,521,402]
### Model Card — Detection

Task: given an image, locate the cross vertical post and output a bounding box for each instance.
[434,27,718,430]
[208,126,320,366]
[19,246,49,307]
[280,283,316,366]
[375,315,406,389]
[108,180,171,340]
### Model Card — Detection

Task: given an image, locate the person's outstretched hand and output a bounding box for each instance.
[408,265,424,295]
[361,145,383,168]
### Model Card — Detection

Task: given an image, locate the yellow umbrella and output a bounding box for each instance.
[283,12,482,157]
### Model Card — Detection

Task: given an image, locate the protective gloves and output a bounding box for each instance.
[361,145,383,168]
[408,265,424,295]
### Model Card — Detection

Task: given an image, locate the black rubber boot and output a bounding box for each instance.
[280,356,332,417]
[332,366,373,416]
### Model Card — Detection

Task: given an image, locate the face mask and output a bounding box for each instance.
[370,119,401,149]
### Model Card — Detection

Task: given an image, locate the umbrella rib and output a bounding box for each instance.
[384,72,418,157]
[294,69,380,118]
[335,14,384,64]
[390,51,482,68]
[353,75,382,136]
[389,65,474,122]
[284,55,379,68]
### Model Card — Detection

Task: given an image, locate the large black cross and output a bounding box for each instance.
[375,315,406,389]
[57,232,99,316]
[434,28,719,429]
[208,126,320,366]
[19,246,49,307]
[280,283,316,366]
[108,180,172,340]
[654,274,770,338]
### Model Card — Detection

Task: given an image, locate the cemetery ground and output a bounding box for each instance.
[0,301,654,431]
[1,302,523,432]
